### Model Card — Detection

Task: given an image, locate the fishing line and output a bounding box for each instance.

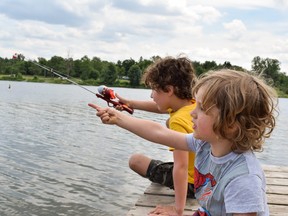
[30,61,97,95]
[28,60,134,114]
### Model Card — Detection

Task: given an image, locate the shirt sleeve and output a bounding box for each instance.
[224,174,266,214]
[168,121,189,151]
[186,134,196,152]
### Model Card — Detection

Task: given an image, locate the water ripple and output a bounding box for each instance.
[1,81,287,215]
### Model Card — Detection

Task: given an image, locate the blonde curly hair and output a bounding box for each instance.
[193,69,278,153]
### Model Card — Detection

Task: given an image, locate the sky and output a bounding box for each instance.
[0,0,288,72]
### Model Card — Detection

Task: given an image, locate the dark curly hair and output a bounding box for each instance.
[142,55,197,99]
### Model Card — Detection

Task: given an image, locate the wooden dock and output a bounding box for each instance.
[127,165,288,215]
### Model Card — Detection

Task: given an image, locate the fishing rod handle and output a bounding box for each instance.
[95,93,134,115]
[119,102,134,115]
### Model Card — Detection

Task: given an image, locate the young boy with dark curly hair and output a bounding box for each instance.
[115,56,197,215]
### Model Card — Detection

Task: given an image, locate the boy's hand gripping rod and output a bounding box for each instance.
[31,61,134,114]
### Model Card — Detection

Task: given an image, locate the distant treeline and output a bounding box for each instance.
[0,54,287,95]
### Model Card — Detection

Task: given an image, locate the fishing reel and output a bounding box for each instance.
[97,85,116,100]
[97,85,134,114]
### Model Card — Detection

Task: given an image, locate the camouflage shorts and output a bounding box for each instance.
[146,159,195,198]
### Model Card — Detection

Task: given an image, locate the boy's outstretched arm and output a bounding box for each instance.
[88,103,188,151]
[115,93,165,114]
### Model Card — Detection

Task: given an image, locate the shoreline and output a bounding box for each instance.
[1,75,287,98]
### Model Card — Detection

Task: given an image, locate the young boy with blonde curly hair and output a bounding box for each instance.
[89,69,277,215]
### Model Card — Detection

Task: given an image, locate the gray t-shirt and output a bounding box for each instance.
[186,134,268,215]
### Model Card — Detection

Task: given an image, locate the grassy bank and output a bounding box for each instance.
[1,74,287,98]
[0,74,134,88]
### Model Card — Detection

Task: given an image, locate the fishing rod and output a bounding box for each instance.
[32,61,97,95]
[30,61,134,114]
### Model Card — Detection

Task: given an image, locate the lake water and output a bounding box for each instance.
[0,81,287,216]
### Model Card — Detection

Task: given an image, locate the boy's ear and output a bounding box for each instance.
[227,122,239,138]
[167,85,174,96]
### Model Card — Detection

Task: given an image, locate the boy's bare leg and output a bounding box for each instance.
[129,153,152,177]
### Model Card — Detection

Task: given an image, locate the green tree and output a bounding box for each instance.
[37,57,49,76]
[101,63,118,85]
[89,69,99,80]
[73,59,81,78]
[277,72,288,94]
[10,54,28,75]
[117,66,126,78]
[202,60,217,71]
[48,56,66,77]
[21,61,35,75]
[252,56,281,81]
[78,55,98,80]
[0,57,5,73]
[91,56,103,72]
[65,57,74,76]
[151,55,161,62]
[121,58,136,76]
[79,56,91,80]
[192,61,205,76]
[251,56,263,72]
[138,56,153,71]
[222,61,232,68]
[128,65,142,87]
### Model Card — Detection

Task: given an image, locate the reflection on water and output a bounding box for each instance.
[0,81,170,216]
[0,81,287,215]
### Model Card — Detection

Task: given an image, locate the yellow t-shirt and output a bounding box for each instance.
[168,100,196,184]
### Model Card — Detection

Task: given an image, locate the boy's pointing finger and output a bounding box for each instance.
[88,103,101,111]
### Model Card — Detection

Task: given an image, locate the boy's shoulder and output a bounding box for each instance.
[170,106,192,119]
[169,102,195,132]
[169,101,196,117]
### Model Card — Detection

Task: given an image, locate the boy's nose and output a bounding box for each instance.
[190,110,196,118]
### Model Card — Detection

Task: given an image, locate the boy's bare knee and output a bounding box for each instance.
[129,153,143,170]
[129,154,151,176]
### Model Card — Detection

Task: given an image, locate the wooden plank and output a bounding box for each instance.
[135,194,199,211]
[144,183,174,196]
[127,206,194,216]
[266,177,288,186]
[145,182,288,196]
[127,206,150,216]
[268,204,288,215]
[265,172,288,179]
[267,194,288,205]
[267,185,288,195]
[262,165,288,173]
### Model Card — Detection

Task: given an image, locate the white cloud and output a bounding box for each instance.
[188,0,288,10]
[0,0,287,72]
[223,19,247,40]
[189,5,222,24]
